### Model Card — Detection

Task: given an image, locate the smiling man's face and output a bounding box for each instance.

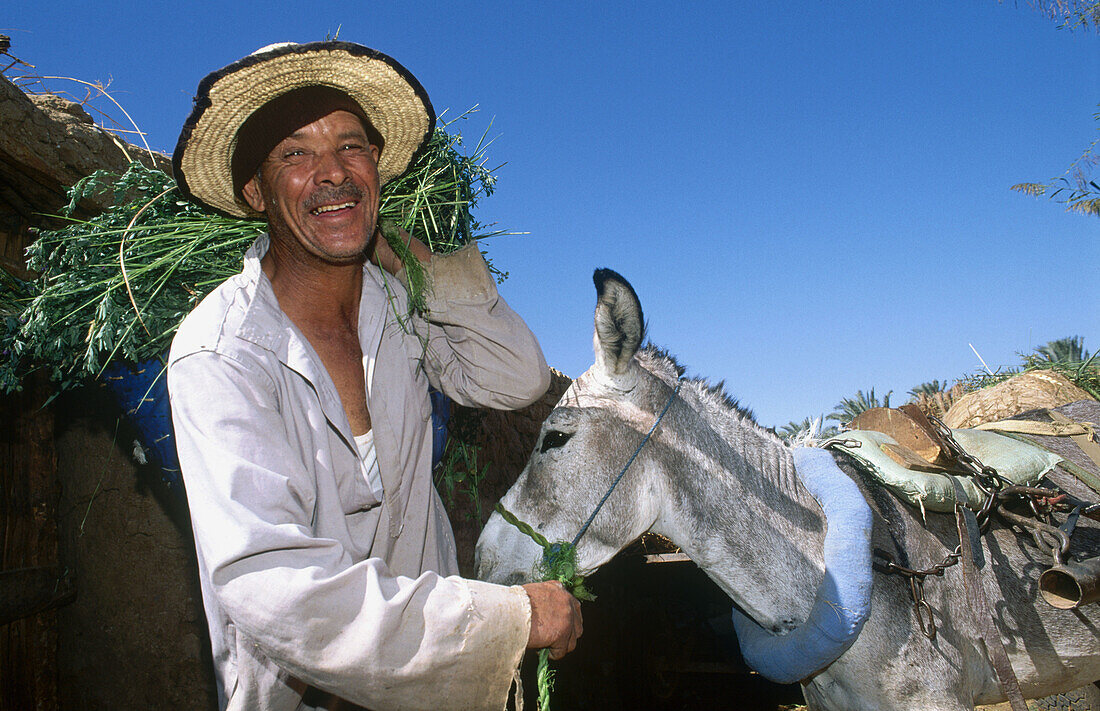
[242,109,382,267]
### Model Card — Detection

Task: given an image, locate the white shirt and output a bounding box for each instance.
[353,430,384,505]
[168,236,550,711]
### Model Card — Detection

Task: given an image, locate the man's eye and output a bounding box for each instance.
[539,431,573,453]
[283,149,306,159]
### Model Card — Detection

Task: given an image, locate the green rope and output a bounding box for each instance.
[536,648,553,711]
[495,503,595,711]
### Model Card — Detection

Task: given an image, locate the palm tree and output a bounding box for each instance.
[829,388,891,426]
[1018,0,1100,31]
[1035,336,1090,364]
[778,416,838,442]
[908,379,948,399]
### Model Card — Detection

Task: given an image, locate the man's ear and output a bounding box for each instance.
[241,174,266,214]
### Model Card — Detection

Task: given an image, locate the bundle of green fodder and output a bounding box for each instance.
[0,117,506,393]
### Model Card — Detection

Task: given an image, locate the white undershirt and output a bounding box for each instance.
[353,430,384,503]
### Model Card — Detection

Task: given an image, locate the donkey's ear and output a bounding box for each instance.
[592,268,646,377]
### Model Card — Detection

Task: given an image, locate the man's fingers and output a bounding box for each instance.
[572,596,583,639]
[548,602,581,660]
[548,635,575,660]
[522,580,584,659]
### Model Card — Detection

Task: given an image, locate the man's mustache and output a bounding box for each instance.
[303,183,365,212]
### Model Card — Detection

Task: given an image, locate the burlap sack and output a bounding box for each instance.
[943,370,1094,429]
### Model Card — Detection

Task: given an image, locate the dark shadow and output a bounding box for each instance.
[521,549,805,711]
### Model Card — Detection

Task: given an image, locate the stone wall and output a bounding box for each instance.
[0,73,163,279]
[0,374,62,711]
[53,386,217,710]
[0,68,204,711]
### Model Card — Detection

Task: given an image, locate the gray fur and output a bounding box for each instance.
[476,271,1100,710]
[593,268,645,376]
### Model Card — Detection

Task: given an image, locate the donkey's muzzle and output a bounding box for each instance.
[1039,556,1100,609]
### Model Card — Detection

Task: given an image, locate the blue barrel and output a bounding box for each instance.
[100,356,182,489]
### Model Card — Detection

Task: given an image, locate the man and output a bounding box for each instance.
[168,41,581,711]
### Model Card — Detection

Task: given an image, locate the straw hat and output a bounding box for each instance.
[173,41,435,219]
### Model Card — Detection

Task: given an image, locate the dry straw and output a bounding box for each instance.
[945,369,1096,429]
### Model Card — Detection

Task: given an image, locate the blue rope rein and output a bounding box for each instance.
[569,378,683,548]
[494,377,682,711]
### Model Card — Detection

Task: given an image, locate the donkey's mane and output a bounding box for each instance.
[636,343,782,445]
[634,343,805,510]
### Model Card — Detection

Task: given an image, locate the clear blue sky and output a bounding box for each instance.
[5,2,1098,428]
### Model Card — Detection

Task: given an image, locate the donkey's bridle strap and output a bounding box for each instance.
[571,379,683,548]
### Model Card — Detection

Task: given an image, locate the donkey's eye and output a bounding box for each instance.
[540,430,573,453]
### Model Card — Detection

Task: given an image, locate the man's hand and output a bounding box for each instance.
[522,581,583,660]
[370,222,432,276]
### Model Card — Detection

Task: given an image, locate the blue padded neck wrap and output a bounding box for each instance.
[729,446,873,684]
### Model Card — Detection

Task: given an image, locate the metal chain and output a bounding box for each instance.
[929,414,1076,564]
[872,546,962,640]
[996,504,1071,565]
[864,414,1016,639]
[836,412,1089,640]
[927,415,1013,498]
[874,546,963,579]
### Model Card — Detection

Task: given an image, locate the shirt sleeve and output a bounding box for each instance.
[168,349,530,710]
[399,244,551,409]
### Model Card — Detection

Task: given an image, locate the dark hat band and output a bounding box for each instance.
[230,85,384,197]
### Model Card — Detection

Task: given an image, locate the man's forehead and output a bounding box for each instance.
[280,110,373,143]
[231,87,383,195]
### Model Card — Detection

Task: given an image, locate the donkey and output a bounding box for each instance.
[475,269,1100,711]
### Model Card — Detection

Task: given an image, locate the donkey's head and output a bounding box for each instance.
[476,269,683,585]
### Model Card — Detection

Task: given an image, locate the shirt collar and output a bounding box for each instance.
[235,234,289,355]
[233,233,392,378]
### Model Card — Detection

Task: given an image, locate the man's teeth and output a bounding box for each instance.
[311,201,356,214]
